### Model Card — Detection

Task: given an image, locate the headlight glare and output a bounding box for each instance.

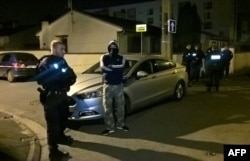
[77,89,103,99]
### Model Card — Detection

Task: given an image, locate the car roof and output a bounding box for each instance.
[124,54,168,61]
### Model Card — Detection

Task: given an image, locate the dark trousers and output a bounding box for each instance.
[224,63,230,78]
[190,64,201,82]
[207,69,221,90]
[43,92,69,151]
[185,65,191,82]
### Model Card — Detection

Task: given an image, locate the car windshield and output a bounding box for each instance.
[83,59,137,75]
[15,53,38,62]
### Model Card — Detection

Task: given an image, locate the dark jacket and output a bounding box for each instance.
[101,53,124,85]
[222,49,233,64]
[182,48,192,66]
[205,50,224,71]
[36,55,76,91]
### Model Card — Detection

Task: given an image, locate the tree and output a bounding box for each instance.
[173,2,201,52]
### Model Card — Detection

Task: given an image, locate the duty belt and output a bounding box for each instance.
[47,90,65,95]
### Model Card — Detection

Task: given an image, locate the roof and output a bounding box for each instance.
[81,10,161,35]
[36,9,161,36]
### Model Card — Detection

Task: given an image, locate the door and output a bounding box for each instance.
[0,54,11,76]
[151,59,178,97]
[126,59,159,107]
[0,54,4,76]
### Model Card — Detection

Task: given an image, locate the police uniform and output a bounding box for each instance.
[190,49,204,82]
[182,47,192,85]
[100,41,128,135]
[36,55,76,159]
[204,50,223,91]
[222,48,233,79]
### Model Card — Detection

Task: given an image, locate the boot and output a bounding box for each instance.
[58,135,73,146]
[49,149,70,161]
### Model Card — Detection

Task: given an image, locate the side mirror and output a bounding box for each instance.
[136,71,148,79]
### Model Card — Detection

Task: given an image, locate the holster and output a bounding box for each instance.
[37,87,48,105]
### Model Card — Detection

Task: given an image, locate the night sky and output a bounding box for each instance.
[0,0,152,26]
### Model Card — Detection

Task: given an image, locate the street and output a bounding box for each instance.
[0,78,250,161]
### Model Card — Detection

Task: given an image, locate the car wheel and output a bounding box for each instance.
[173,81,185,101]
[7,71,15,82]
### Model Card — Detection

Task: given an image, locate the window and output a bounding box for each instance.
[204,1,212,9]
[127,8,136,20]
[0,54,4,62]
[203,12,211,20]
[135,60,154,74]
[154,59,176,72]
[204,21,212,29]
[2,54,11,62]
[147,17,154,24]
[148,8,154,15]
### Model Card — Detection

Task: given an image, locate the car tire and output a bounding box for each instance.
[7,71,15,82]
[173,81,185,101]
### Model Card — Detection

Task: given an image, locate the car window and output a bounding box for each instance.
[15,53,38,62]
[154,59,176,72]
[0,54,4,63]
[2,54,11,62]
[83,59,137,75]
[135,60,154,74]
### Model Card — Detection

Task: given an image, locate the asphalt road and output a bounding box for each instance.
[0,77,250,161]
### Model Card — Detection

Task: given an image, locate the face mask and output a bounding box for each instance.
[110,48,118,55]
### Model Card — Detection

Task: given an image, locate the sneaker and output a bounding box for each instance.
[117,126,129,131]
[101,129,115,135]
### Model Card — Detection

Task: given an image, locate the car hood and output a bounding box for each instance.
[67,74,103,96]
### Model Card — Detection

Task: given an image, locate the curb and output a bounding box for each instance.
[0,110,48,161]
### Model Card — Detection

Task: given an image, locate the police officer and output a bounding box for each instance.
[222,44,233,79]
[206,41,217,54]
[204,48,224,92]
[190,44,204,83]
[182,44,192,86]
[36,40,76,161]
[100,40,129,135]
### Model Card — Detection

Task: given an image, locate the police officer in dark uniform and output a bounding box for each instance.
[182,44,192,86]
[222,44,233,79]
[35,40,76,161]
[190,44,204,83]
[204,48,224,92]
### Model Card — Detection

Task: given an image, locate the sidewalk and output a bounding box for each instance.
[0,111,41,161]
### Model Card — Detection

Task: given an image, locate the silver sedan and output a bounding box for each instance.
[67,55,188,121]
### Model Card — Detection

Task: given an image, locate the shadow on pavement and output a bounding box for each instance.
[71,140,199,161]
[66,79,250,160]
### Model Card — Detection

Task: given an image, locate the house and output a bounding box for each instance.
[36,10,161,54]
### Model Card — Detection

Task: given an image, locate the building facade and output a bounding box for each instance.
[86,0,236,50]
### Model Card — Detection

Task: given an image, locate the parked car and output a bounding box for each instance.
[67,55,188,121]
[0,52,39,82]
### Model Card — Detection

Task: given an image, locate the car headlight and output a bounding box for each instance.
[76,89,103,99]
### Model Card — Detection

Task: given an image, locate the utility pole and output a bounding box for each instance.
[161,0,172,59]
[68,0,74,32]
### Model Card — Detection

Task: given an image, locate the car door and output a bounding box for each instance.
[0,54,12,76]
[126,59,160,108]
[151,59,178,98]
[0,54,4,76]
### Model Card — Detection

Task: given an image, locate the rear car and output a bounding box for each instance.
[67,55,188,121]
[0,52,39,82]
